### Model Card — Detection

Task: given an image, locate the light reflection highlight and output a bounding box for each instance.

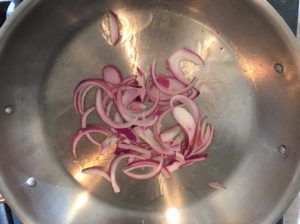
[67,191,90,223]
[166,208,180,224]
[118,13,139,71]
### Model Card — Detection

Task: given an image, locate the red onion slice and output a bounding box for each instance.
[80,106,102,147]
[125,159,170,178]
[117,143,151,156]
[172,106,196,145]
[135,67,146,89]
[127,102,147,111]
[110,154,144,193]
[82,166,111,182]
[150,61,198,96]
[95,89,137,128]
[72,125,112,159]
[160,126,182,143]
[209,182,226,190]
[108,10,121,46]
[133,127,173,155]
[167,48,204,85]
[100,135,118,155]
[116,129,136,142]
[123,155,164,180]
[157,75,170,88]
[74,79,113,114]
[102,65,122,85]
[170,95,200,124]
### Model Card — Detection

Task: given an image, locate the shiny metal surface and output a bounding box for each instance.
[0,0,300,223]
[0,194,4,203]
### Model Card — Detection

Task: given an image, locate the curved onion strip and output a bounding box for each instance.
[150,61,198,96]
[209,182,226,190]
[101,135,118,155]
[160,126,182,143]
[102,65,122,85]
[153,108,182,153]
[167,48,204,85]
[127,102,147,111]
[167,161,185,173]
[80,107,101,146]
[116,87,159,126]
[82,166,111,182]
[172,106,196,145]
[110,154,144,193]
[122,88,141,106]
[74,79,113,114]
[125,159,170,178]
[123,155,164,180]
[192,125,215,155]
[133,127,173,155]
[95,89,137,128]
[72,125,112,159]
[105,100,114,117]
[116,129,136,141]
[134,67,146,90]
[170,95,200,124]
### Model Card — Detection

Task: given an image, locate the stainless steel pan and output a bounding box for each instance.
[0,0,300,223]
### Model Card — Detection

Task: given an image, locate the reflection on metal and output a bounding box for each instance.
[0,194,4,203]
[166,208,180,224]
[119,13,139,72]
[67,192,89,223]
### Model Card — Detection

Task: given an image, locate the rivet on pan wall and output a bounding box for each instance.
[274,63,284,74]
[278,145,288,158]
[26,177,37,188]
[4,105,14,115]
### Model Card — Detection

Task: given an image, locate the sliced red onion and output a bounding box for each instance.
[157,75,170,88]
[108,10,121,46]
[100,135,118,155]
[117,143,151,156]
[172,106,196,145]
[74,79,113,114]
[116,87,159,126]
[170,95,200,124]
[73,48,215,193]
[167,48,204,85]
[167,161,185,173]
[110,154,144,193]
[150,61,198,96]
[95,89,137,128]
[105,100,114,117]
[186,153,208,163]
[135,67,146,89]
[123,155,163,180]
[102,65,122,85]
[116,129,136,141]
[122,88,141,106]
[125,159,170,179]
[82,166,111,182]
[80,106,102,146]
[127,102,147,111]
[133,127,173,155]
[209,182,226,190]
[72,125,112,159]
[160,126,182,143]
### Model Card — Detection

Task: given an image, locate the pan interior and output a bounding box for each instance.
[43,8,253,210]
[0,0,299,223]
